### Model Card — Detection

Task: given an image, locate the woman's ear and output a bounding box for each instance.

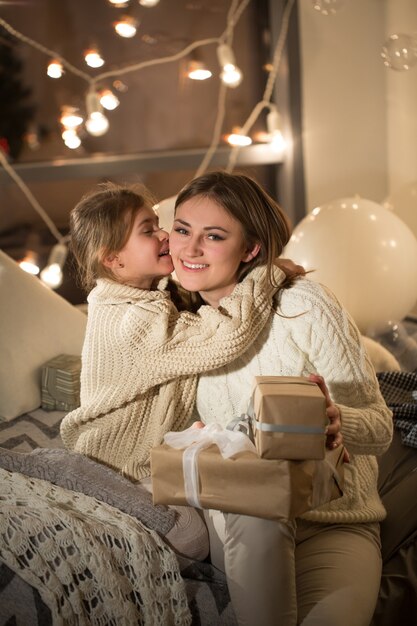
[241,242,261,263]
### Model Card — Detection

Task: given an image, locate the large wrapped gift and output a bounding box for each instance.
[41,354,81,412]
[151,424,344,521]
[247,376,328,460]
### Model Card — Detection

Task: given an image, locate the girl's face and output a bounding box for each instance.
[169,195,258,307]
[104,205,173,288]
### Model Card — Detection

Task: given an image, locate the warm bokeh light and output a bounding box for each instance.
[47,59,63,78]
[84,49,105,68]
[114,16,138,38]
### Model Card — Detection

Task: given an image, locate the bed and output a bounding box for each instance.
[1,250,417,625]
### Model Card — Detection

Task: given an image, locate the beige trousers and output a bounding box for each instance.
[204,510,382,626]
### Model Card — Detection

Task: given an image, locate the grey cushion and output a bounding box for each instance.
[0,447,175,536]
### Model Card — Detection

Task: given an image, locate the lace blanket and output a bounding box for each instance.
[0,468,191,626]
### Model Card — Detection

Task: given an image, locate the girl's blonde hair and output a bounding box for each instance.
[175,170,296,287]
[70,182,156,291]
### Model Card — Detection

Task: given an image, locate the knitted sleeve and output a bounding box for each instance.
[65,267,283,429]
[280,280,393,456]
[121,266,281,390]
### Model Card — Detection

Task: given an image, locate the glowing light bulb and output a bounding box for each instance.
[19,255,40,275]
[226,129,252,147]
[40,263,63,288]
[40,243,68,289]
[217,44,243,88]
[108,0,130,4]
[270,131,286,152]
[220,65,243,87]
[62,129,82,149]
[47,59,63,78]
[84,49,105,68]
[85,112,109,136]
[139,0,160,6]
[85,91,110,136]
[60,107,83,129]
[99,89,120,110]
[187,60,212,81]
[114,16,138,38]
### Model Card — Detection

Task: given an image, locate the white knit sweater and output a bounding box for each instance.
[196,272,393,524]
[60,267,278,480]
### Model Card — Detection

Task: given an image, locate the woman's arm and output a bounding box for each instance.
[282,281,393,457]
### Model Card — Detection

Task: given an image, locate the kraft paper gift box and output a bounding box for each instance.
[41,354,81,412]
[249,376,328,461]
[151,425,344,521]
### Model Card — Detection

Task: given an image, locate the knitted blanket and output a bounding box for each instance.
[0,468,191,626]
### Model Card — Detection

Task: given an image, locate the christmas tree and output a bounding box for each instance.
[0,26,35,160]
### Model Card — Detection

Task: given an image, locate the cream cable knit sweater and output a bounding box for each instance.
[60,267,279,480]
[196,271,393,524]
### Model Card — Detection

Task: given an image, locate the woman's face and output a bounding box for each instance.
[169,195,256,307]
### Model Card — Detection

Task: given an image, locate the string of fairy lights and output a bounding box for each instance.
[1,0,416,289]
[0,0,275,289]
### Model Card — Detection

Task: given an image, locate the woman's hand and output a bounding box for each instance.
[308,373,350,462]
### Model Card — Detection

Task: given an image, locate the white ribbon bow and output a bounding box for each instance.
[164,423,257,509]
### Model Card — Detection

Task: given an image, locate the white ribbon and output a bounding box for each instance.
[164,423,257,509]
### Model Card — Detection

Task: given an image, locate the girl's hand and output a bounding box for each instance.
[191,420,205,429]
[308,373,350,463]
[274,257,306,277]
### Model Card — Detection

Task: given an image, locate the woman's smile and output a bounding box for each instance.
[169,195,254,307]
[181,260,209,270]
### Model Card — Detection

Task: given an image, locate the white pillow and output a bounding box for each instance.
[0,250,87,420]
[361,335,401,373]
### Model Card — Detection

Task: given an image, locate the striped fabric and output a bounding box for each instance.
[0,408,66,452]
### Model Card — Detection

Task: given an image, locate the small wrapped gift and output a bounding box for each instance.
[151,424,344,521]
[248,376,328,460]
[41,354,81,412]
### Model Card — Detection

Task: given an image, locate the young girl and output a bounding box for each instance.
[59,182,279,559]
[167,170,393,626]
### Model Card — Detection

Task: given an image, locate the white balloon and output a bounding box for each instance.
[283,197,417,334]
[154,195,177,233]
[384,181,417,240]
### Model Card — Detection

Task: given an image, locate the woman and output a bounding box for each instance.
[168,170,393,626]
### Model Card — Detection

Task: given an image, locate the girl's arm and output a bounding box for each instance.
[123,265,282,389]
[77,266,282,416]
